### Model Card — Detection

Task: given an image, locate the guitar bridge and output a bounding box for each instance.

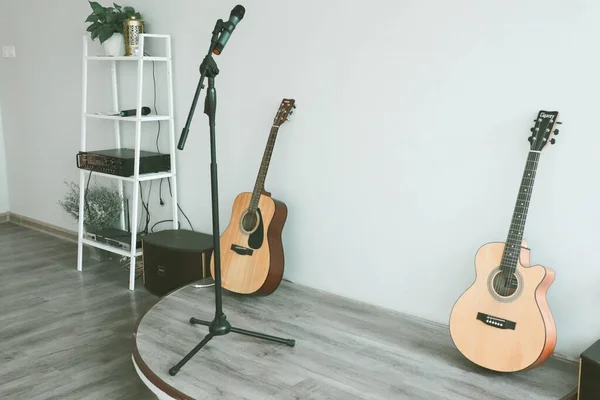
[231,244,253,256]
[477,312,516,330]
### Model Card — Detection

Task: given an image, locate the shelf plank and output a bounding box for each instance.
[86,113,171,122]
[137,172,174,181]
[86,56,168,62]
[80,170,174,182]
[82,238,142,257]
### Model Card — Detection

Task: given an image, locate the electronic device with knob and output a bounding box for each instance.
[76,149,170,177]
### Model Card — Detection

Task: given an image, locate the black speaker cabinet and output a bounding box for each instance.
[142,229,213,297]
[578,339,600,399]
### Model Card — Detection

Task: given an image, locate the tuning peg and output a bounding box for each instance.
[554,129,559,135]
[556,121,562,125]
[528,136,533,143]
[550,138,556,145]
[292,104,296,109]
[530,127,535,133]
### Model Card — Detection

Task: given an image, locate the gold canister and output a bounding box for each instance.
[124,16,144,56]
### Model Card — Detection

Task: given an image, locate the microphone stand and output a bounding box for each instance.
[169,19,295,377]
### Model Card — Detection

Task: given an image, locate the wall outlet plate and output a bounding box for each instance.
[2,46,16,58]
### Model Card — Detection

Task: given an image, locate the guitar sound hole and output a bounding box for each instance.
[241,211,259,232]
[492,271,519,297]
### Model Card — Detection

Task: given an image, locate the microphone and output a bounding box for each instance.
[213,5,245,55]
[120,107,151,117]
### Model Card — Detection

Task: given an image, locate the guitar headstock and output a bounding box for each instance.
[273,98,296,127]
[528,110,560,151]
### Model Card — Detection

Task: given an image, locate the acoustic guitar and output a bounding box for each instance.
[210,98,296,295]
[449,110,560,372]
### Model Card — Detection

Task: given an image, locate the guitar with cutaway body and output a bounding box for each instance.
[449,110,561,372]
[210,99,296,295]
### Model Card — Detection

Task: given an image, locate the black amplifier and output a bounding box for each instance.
[76,148,170,177]
[578,339,600,399]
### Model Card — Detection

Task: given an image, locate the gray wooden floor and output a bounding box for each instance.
[137,276,578,399]
[0,223,158,399]
[0,222,578,400]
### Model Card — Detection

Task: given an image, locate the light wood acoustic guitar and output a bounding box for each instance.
[449,110,561,372]
[210,98,296,296]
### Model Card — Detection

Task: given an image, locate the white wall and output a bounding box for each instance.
[0,105,9,213]
[1,0,599,358]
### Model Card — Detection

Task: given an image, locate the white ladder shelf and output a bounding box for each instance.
[77,34,179,290]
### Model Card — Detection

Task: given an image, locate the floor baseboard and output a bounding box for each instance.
[6,212,77,243]
[0,212,8,224]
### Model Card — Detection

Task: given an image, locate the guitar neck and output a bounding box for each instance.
[248,125,280,212]
[501,150,541,271]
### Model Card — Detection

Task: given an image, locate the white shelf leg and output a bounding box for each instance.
[77,36,89,272]
[166,37,179,229]
[129,35,146,291]
[111,60,126,231]
[129,184,140,290]
[77,171,86,272]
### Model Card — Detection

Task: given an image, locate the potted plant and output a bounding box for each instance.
[85,2,142,56]
[59,179,123,259]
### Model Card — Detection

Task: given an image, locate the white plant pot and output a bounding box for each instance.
[103,33,124,57]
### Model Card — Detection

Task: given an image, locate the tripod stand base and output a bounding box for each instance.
[191,317,296,346]
[169,316,295,376]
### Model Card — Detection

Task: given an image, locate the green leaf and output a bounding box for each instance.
[85,13,99,23]
[90,29,99,41]
[106,11,116,23]
[113,2,122,10]
[86,22,100,32]
[99,26,114,43]
[134,12,142,19]
[123,6,134,14]
[89,1,104,14]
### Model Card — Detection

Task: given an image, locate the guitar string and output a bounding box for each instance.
[500,153,537,295]
[499,150,540,296]
[249,126,278,212]
[246,106,286,228]
[511,152,540,292]
[249,114,280,213]
[496,116,554,296]
[250,104,291,212]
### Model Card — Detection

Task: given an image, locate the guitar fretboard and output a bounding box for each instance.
[248,126,279,213]
[501,151,541,272]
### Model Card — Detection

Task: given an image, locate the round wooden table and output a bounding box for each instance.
[132,280,578,400]
[132,282,304,400]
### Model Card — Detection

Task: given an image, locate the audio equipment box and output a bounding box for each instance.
[142,229,214,297]
[577,339,600,399]
[76,148,170,177]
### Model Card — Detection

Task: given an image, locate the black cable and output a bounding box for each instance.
[149,56,167,207]
[151,219,181,233]
[145,181,152,234]
[178,203,194,231]
[151,59,161,154]
[166,177,194,231]
[138,182,146,233]
[145,52,193,231]
[138,182,151,235]
[84,171,93,227]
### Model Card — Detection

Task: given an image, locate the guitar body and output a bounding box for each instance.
[210,191,288,295]
[449,241,556,372]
